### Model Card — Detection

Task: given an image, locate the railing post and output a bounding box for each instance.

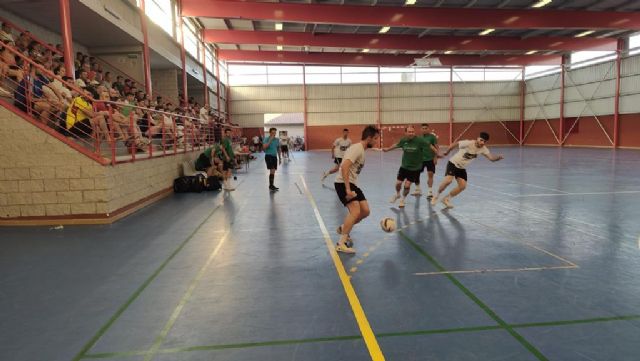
[448,66,454,146]
[129,113,136,161]
[58,0,75,78]
[108,105,116,165]
[147,111,153,158]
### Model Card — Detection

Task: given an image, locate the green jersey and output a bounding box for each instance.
[398,136,427,171]
[421,133,438,161]
[222,137,234,160]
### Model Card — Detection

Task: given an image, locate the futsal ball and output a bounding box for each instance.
[380,217,396,233]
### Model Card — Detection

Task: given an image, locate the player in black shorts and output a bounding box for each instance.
[334,126,380,254]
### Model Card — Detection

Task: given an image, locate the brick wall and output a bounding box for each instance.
[0,107,198,220]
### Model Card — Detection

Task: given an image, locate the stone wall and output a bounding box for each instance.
[0,106,198,221]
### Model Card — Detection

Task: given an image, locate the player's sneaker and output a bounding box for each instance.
[398,198,406,208]
[389,193,401,203]
[321,172,329,182]
[336,243,355,254]
[441,196,454,209]
[412,186,422,196]
[269,185,279,191]
[427,190,433,199]
[430,194,439,205]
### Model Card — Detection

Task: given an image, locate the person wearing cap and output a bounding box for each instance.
[431,132,503,209]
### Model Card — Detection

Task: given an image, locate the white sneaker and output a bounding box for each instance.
[389,193,401,203]
[412,187,422,196]
[430,194,439,206]
[427,190,433,198]
[399,198,406,208]
[442,196,454,209]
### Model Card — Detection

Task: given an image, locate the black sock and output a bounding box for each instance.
[269,174,274,187]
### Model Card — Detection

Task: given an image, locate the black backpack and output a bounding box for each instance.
[173,175,206,193]
[204,176,222,191]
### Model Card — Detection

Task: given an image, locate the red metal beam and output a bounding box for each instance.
[204,30,617,52]
[218,50,561,67]
[613,38,624,148]
[139,0,153,95]
[519,66,525,145]
[559,54,568,146]
[302,64,308,150]
[58,0,75,78]
[183,0,640,30]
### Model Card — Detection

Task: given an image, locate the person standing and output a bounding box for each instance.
[221,128,236,191]
[431,132,504,208]
[413,123,439,198]
[322,128,352,182]
[334,125,380,254]
[384,126,429,208]
[263,127,282,191]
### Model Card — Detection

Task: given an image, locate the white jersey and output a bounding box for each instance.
[449,140,490,169]
[280,136,290,146]
[333,137,352,158]
[335,143,365,185]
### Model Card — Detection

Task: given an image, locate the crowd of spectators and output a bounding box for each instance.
[0,21,232,153]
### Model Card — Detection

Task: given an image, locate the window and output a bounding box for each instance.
[380,67,415,83]
[341,67,378,83]
[146,0,173,36]
[183,22,199,59]
[205,49,214,73]
[415,68,451,82]
[525,65,561,79]
[267,65,303,84]
[452,68,485,82]
[484,68,522,81]
[630,34,640,55]
[305,66,341,84]
[570,51,616,69]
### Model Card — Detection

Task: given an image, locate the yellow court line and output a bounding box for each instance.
[299,176,385,361]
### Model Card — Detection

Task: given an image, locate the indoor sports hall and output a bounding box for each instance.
[1,1,640,361]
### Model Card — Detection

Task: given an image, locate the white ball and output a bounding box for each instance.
[380,217,396,233]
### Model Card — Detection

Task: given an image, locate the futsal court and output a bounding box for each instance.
[2,146,639,361]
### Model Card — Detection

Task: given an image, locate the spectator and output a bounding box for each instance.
[0,23,14,43]
[65,87,111,141]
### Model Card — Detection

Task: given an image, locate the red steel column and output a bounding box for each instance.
[303,64,308,150]
[377,66,381,147]
[59,0,75,78]
[613,38,624,148]
[178,0,188,107]
[519,66,525,145]
[215,48,221,114]
[448,66,454,145]
[225,66,230,123]
[138,0,153,95]
[559,54,568,145]
[201,31,209,105]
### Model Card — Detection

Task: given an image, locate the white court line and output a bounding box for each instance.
[515,190,640,198]
[473,173,569,194]
[467,183,517,197]
[414,265,578,276]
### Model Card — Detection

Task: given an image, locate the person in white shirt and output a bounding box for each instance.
[431,132,503,209]
[322,128,352,182]
[279,131,290,160]
[334,125,380,254]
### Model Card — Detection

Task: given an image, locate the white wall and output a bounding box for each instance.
[525,53,640,120]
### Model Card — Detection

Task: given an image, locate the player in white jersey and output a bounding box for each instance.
[322,128,352,182]
[431,132,504,209]
[334,125,380,254]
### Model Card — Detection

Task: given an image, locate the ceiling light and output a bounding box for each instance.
[575,30,595,38]
[362,49,370,53]
[405,0,417,5]
[379,26,390,34]
[277,45,283,51]
[479,28,495,36]
[531,0,552,8]
[444,50,453,54]
[526,50,537,55]
[275,23,283,31]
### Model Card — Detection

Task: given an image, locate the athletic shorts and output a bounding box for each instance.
[281,145,289,152]
[421,160,435,173]
[445,161,467,181]
[397,167,421,183]
[265,154,278,170]
[334,157,342,165]
[335,182,366,206]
